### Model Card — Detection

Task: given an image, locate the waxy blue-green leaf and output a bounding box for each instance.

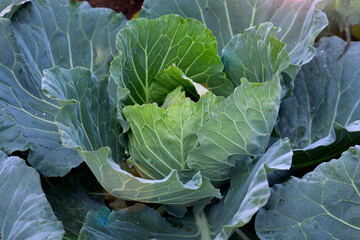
[122,90,223,180]
[204,139,292,239]
[276,37,360,169]
[0,0,127,176]
[110,14,233,105]
[42,67,124,163]
[79,204,200,240]
[140,0,327,72]
[187,78,282,182]
[222,22,290,86]
[44,67,220,205]
[256,145,360,239]
[0,151,64,239]
[0,0,28,18]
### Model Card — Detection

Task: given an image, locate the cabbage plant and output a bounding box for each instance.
[2,0,359,239]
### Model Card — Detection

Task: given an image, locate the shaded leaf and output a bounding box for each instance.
[44,175,105,240]
[150,64,199,105]
[165,204,188,218]
[0,151,64,239]
[79,204,200,240]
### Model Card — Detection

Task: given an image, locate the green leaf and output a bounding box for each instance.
[84,147,221,204]
[0,0,127,176]
[0,0,28,18]
[44,67,220,205]
[78,140,291,240]
[276,37,360,169]
[161,85,186,109]
[222,22,290,88]
[110,14,233,105]
[196,139,292,239]
[44,175,105,240]
[122,91,223,180]
[140,0,328,70]
[187,78,281,182]
[0,151,64,239]
[150,64,200,105]
[79,204,200,240]
[256,145,360,239]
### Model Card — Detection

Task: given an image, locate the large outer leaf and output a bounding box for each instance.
[0,151,64,239]
[122,91,223,180]
[140,0,328,70]
[256,145,360,239]
[79,204,200,240]
[276,37,360,169]
[43,67,220,205]
[110,14,233,104]
[187,78,281,182]
[0,0,127,176]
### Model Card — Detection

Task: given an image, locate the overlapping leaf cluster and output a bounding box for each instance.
[2,0,360,239]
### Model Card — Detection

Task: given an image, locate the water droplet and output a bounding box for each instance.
[146,158,152,163]
[43,113,46,116]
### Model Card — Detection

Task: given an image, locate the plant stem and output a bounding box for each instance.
[194,210,212,240]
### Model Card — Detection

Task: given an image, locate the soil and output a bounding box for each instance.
[73,0,144,19]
